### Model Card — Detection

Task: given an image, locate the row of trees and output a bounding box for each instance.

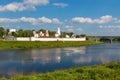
[0,27,86,38]
[0,27,33,38]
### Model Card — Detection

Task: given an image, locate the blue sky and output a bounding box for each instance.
[0,0,120,36]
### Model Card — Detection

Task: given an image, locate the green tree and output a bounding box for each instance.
[23,30,32,37]
[68,32,74,37]
[49,31,56,37]
[17,29,24,37]
[39,29,46,33]
[0,27,5,38]
[5,29,9,36]
[76,35,80,38]
[80,34,86,37]
[11,32,17,37]
[17,29,32,37]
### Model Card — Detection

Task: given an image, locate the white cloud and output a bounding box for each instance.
[76,28,83,32]
[53,3,68,8]
[0,18,19,23]
[65,25,74,32]
[0,17,61,25]
[95,15,114,24]
[52,18,62,24]
[38,17,52,24]
[20,17,37,25]
[72,17,92,23]
[0,0,49,12]
[24,0,49,5]
[72,15,116,24]
[0,2,25,12]
[99,25,120,29]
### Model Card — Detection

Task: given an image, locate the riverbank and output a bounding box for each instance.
[1,62,120,80]
[0,41,102,49]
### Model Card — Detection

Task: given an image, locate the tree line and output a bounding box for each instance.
[0,27,86,38]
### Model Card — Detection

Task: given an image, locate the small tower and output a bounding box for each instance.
[57,27,61,36]
[45,30,49,37]
[55,28,61,37]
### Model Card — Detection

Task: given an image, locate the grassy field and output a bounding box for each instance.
[0,41,102,49]
[0,62,120,80]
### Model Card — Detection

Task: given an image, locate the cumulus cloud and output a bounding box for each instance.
[52,18,62,24]
[53,3,68,8]
[38,17,52,23]
[0,18,20,23]
[76,28,83,32]
[0,0,49,12]
[65,25,74,32]
[24,0,49,5]
[0,17,62,25]
[72,15,116,24]
[20,17,37,25]
[0,2,25,12]
[99,25,120,29]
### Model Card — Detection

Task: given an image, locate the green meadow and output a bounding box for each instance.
[0,41,102,49]
[0,62,120,80]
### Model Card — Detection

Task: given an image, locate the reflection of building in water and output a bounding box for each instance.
[63,47,86,56]
[97,54,112,64]
[30,49,61,64]
[73,56,92,64]
[21,47,87,64]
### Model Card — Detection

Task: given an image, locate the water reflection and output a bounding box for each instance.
[22,47,86,64]
[0,43,120,77]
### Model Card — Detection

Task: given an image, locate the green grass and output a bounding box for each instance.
[1,62,120,80]
[0,41,103,49]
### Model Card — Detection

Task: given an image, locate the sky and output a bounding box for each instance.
[0,0,120,36]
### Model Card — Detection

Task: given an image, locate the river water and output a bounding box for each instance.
[0,43,120,77]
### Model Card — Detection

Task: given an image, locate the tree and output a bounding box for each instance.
[5,29,9,36]
[17,29,24,37]
[0,27,4,38]
[11,32,17,37]
[49,30,56,37]
[17,29,32,37]
[80,34,86,37]
[23,30,32,37]
[68,32,74,37]
[76,35,80,38]
[39,29,46,33]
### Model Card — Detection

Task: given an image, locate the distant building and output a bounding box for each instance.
[32,30,36,36]
[45,30,49,37]
[39,31,44,37]
[66,35,70,38]
[55,28,61,37]
[57,28,61,36]
[34,34,39,38]
[5,28,86,41]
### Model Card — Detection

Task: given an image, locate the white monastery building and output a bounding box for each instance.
[5,28,86,41]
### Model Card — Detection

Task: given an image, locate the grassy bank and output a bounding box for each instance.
[0,62,120,80]
[0,41,102,49]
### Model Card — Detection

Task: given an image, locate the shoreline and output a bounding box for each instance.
[0,41,103,50]
[1,62,120,80]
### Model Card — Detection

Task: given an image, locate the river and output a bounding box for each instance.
[0,43,120,77]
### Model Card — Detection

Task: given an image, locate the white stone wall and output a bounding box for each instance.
[15,37,86,41]
[16,37,30,41]
[59,38,86,41]
[31,37,57,41]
